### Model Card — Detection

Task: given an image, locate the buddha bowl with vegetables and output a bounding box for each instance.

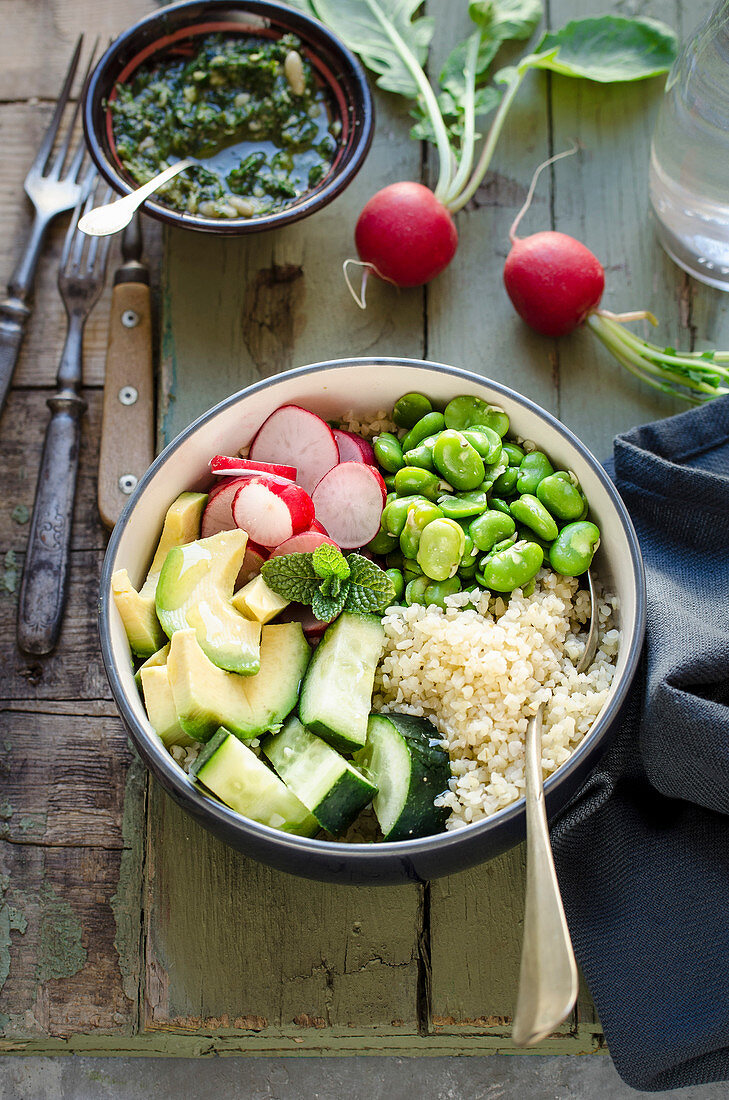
[99,358,645,885]
[83,0,373,233]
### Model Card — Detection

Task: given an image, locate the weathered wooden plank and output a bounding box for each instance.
[0,1,155,102]
[144,785,423,1034]
[0,838,139,1039]
[0,712,133,847]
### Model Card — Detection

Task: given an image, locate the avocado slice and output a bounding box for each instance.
[140,664,194,749]
[231,574,290,624]
[167,622,311,742]
[134,642,171,692]
[155,529,262,675]
[111,492,208,658]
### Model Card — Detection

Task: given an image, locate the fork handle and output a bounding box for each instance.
[17,391,86,655]
[0,295,32,419]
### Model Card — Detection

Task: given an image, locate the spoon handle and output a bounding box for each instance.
[512,704,578,1047]
[78,159,194,237]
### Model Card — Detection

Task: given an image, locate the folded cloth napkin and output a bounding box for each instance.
[551,395,729,1093]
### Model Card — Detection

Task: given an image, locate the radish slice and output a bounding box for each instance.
[249,405,339,495]
[232,476,315,549]
[333,429,376,466]
[210,455,296,480]
[310,519,330,535]
[277,604,330,641]
[236,541,268,587]
[270,529,338,557]
[201,477,250,537]
[311,463,386,549]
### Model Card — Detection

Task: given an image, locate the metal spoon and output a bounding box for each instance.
[511,569,599,1047]
[78,158,196,236]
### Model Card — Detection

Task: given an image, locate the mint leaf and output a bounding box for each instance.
[344,554,397,615]
[312,586,347,622]
[312,544,350,581]
[261,553,320,603]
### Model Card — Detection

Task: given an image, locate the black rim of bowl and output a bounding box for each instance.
[83,0,375,234]
[99,357,647,871]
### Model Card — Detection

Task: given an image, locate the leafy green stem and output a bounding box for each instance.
[364,0,453,200]
[443,32,481,205]
[447,60,531,213]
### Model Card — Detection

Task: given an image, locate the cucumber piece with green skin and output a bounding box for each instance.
[167,622,310,742]
[298,612,385,753]
[355,714,450,841]
[191,728,319,836]
[263,715,377,836]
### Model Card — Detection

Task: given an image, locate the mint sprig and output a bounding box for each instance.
[261,548,397,618]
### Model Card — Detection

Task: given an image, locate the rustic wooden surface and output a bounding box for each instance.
[2,0,725,1057]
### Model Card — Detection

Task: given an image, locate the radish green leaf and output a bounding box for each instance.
[532,16,679,82]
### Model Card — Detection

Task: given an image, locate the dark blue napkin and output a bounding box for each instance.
[551,395,729,1092]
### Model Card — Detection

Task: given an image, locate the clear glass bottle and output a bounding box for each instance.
[649,1,729,289]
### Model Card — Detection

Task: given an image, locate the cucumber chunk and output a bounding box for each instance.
[191,728,318,836]
[355,714,451,841]
[263,715,377,836]
[298,612,385,753]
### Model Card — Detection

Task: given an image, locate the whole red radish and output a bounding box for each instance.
[503,230,605,338]
[355,182,458,288]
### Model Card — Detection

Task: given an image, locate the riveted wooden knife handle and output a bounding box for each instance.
[98,282,155,529]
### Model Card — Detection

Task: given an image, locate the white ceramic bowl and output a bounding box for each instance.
[99,358,645,884]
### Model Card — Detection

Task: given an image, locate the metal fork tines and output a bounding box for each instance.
[0,35,98,418]
[17,175,113,656]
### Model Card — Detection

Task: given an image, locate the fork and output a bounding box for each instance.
[0,36,97,418]
[17,173,113,656]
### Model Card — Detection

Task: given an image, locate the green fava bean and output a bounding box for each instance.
[405,576,430,606]
[383,475,397,492]
[385,550,404,570]
[401,411,446,452]
[373,432,405,473]
[490,498,512,516]
[480,540,544,593]
[394,465,441,501]
[469,509,517,552]
[516,527,549,564]
[423,577,462,608]
[549,521,601,576]
[399,501,443,558]
[393,392,432,428]
[536,473,586,521]
[402,442,436,471]
[416,518,466,581]
[382,495,427,537]
[492,466,518,496]
[509,494,559,542]
[367,526,399,555]
[462,426,502,464]
[403,557,424,580]
[516,451,554,494]
[432,430,485,491]
[385,569,405,603]
[501,441,526,466]
[444,396,510,437]
[458,560,478,580]
[437,490,490,519]
[460,534,479,569]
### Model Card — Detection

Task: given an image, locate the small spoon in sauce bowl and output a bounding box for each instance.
[79,157,203,236]
[511,569,600,1047]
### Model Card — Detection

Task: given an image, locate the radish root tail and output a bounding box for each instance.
[509,143,580,244]
[596,307,659,327]
[343,259,396,310]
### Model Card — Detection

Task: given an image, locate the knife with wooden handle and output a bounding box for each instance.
[97,214,155,529]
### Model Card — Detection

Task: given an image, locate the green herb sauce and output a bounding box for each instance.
[110,33,339,218]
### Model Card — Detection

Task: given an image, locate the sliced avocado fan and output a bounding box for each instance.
[156,529,262,675]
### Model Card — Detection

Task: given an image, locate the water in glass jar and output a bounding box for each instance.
[649,2,729,290]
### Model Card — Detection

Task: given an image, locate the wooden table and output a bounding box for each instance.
[1,0,723,1058]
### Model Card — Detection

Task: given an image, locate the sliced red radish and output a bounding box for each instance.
[277,604,331,641]
[249,405,339,495]
[201,476,250,537]
[236,541,268,587]
[232,476,315,548]
[333,428,376,466]
[210,455,296,480]
[270,528,338,557]
[310,519,330,535]
[311,463,386,549]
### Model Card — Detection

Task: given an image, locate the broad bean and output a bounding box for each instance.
[479,539,544,592]
[402,441,436,471]
[491,466,518,496]
[501,441,526,467]
[536,473,586,521]
[367,526,399,555]
[462,426,502,465]
[394,465,441,501]
[516,451,554,494]
[373,432,405,473]
[393,392,432,428]
[549,521,600,576]
[433,430,485,491]
[469,509,517,552]
[437,489,490,519]
[399,501,443,558]
[443,396,509,436]
[405,576,430,605]
[381,494,427,537]
[416,518,466,581]
[509,494,559,542]
[401,411,446,452]
[385,568,405,603]
[423,577,462,608]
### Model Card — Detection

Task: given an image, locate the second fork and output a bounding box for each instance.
[17,173,113,655]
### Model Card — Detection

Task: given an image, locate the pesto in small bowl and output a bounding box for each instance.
[110,32,339,219]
